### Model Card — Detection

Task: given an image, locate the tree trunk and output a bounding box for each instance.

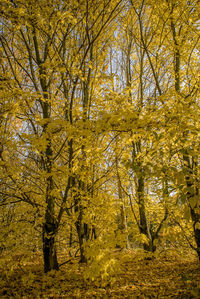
[75,217,89,263]
[143,237,156,253]
[91,225,97,240]
[194,226,200,261]
[184,156,200,260]
[137,176,149,250]
[42,144,59,272]
[42,221,59,273]
[42,166,59,272]
[120,203,130,249]
[116,155,130,249]
[74,179,90,263]
[191,208,200,261]
[69,225,73,257]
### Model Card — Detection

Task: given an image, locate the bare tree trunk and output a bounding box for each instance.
[43,221,59,273]
[75,203,89,263]
[42,142,59,272]
[191,210,200,260]
[137,176,149,250]
[184,157,200,260]
[74,183,89,263]
[116,151,130,249]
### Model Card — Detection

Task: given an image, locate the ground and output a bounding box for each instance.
[0,249,200,298]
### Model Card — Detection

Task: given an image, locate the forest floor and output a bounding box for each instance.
[0,249,200,298]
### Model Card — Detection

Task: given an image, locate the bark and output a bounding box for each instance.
[144,240,156,253]
[74,186,96,262]
[43,142,59,272]
[91,225,97,240]
[184,156,200,259]
[137,176,149,249]
[75,213,89,263]
[191,212,200,260]
[42,221,59,273]
[42,136,59,272]
[116,158,130,249]
[74,183,89,263]
[120,203,130,249]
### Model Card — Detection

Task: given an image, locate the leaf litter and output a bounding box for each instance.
[0,249,200,298]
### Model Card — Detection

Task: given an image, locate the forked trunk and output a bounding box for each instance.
[143,238,156,253]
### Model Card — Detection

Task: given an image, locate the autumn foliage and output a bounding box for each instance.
[0,0,200,296]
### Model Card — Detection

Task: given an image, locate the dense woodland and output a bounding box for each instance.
[0,0,200,297]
